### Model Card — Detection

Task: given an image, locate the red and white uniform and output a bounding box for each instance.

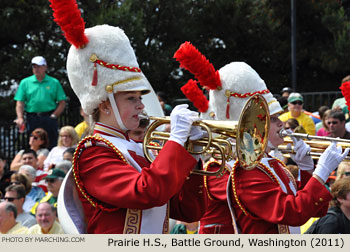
[199,159,235,234]
[73,122,206,234]
[228,155,332,234]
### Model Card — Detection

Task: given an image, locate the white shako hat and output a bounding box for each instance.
[50,0,163,130]
[173,42,283,120]
[66,24,151,115]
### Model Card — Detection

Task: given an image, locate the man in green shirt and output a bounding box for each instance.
[14,56,67,149]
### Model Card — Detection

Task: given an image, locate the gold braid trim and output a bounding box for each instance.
[203,159,230,201]
[231,160,280,216]
[72,135,128,212]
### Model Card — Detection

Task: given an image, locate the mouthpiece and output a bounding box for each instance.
[279,129,289,138]
[138,113,149,120]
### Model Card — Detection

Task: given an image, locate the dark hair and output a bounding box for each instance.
[328,110,346,122]
[156,91,168,103]
[5,184,26,199]
[63,147,75,156]
[285,118,299,130]
[23,149,37,159]
[318,106,329,119]
[278,96,288,110]
[31,128,49,148]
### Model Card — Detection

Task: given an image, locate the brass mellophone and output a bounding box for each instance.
[142,95,271,176]
[276,130,350,159]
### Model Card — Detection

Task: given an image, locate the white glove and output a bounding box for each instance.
[168,104,200,146]
[313,142,350,183]
[188,126,207,161]
[189,126,207,141]
[289,131,314,171]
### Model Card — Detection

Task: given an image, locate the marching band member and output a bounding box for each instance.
[174,42,283,233]
[49,0,206,234]
[174,41,349,234]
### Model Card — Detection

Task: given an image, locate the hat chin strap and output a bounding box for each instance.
[108,92,128,131]
[267,140,275,151]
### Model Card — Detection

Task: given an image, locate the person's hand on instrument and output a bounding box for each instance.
[168,104,199,146]
[288,130,314,171]
[313,141,350,183]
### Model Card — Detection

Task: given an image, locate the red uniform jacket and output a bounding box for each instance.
[230,158,332,233]
[199,161,234,234]
[74,129,207,234]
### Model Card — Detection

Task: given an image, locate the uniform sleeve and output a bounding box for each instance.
[78,140,198,210]
[169,171,207,222]
[205,163,229,201]
[236,168,332,226]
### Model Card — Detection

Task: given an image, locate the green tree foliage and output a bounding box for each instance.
[1,0,350,121]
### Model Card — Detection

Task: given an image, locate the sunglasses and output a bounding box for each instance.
[291,101,303,105]
[45,178,57,183]
[344,172,350,176]
[327,121,339,125]
[3,197,20,202]
[30,134,41,140]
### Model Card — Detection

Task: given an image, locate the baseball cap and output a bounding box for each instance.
[281,87,292,94]
[43,168,66,179]
[288,92,304,103]
[31,56,47,66]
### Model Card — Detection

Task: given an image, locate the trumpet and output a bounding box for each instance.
[142,94,271,176]
[276,130,350,159]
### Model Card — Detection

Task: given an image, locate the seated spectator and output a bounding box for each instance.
[63,147,75,162]
[284,118,306,134]
[0,201,28,234]
[279,92,316,135]
[30,168,65,214]
[281,87,292,98]
[316,109,332,136]
[55,160,72,174]
[327,110,350,139]
[18,165,45,209]
[10,128,49,171]
[315,106,330,131]
[4,184,36,228]
[18,149,48,192]
[43,126,79,171]
[284,118,299,131]
[0,151,15,198]
[74,106,89,139]
[305,177,350,234]
[28,202,64,234]
[10,172,35,212]
[336,161,350,181]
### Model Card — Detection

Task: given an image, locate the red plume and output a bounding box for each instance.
[181,79,209,112]
[340,81,350,112]
[174,42,221,90]
[49,0,89,48]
